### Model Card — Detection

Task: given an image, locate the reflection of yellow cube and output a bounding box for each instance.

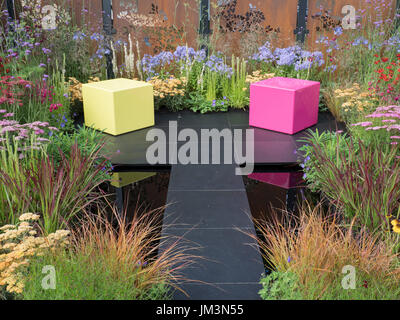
[82,78,154,135]
[111,172,156,188]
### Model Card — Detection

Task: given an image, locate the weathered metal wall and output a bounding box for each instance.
[209,0,298,57]
[112,0,199,55]
[307,0,398,49]
[5,0,399,56]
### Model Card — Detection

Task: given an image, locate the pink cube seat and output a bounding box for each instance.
[249,77,320,135]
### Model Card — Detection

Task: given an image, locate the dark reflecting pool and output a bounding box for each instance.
[243,167,312,272]
[243,168,305,222]
[107,169,171,262]
[110,169,171,221]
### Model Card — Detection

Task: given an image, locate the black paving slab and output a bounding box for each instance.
[159,163,264,300]
[167,164,244,191]
[162,227,263,284]
[104,110,342,166]
[177,110,230,128]
[163,190,253,229]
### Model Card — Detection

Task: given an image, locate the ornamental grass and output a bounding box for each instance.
[252,203,400,299]
[21,200,199,300]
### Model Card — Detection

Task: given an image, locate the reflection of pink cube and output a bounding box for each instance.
[249,77,320,134]
[248,172,303,189]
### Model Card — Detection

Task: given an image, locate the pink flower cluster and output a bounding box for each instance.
[351,105,400,145]
[0,110,58,153]
[0,76,32,106]
[49,103,62,112]
[36,82,56,104]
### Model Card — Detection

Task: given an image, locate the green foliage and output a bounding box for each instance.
[0,142,108,233]
[259,270,400,300]
[47,125,112,182]
[317,273,400,300]
[187,93,228,114]
[222,56,248,109]
[44,6,106,82]
[184,61,204,94]
[22,250,171,300]
[205,70,218,102]
[32,144,108,233]
[298,129,355,192]
[0,133,47,225]
[3,58,71,127]
[259,271,303,300]
[154,94,187,112]
[301,133,400,231]
[348,106,400,153]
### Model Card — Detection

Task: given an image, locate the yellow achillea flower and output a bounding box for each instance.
[246,71,275,84]
[327,83,379,121]
[68,77,101,102]
[0,214,70,295]
[19,213,40,222]
[147,76,186,98]
[0,225,16,231]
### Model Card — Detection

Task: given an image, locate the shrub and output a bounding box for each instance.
[254,203,400,300]
[249,41,324,80]
[147,76,187,112]
[369,53,400,104]
[188,93,229,114]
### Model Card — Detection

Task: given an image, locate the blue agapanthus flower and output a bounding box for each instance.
[252,41,324,71]
[205,54,233,76]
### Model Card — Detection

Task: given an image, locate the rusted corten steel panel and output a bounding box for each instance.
[42,0,104,31]
[307,0,398,50]
[208,0,298,57]
[71,0,104,31]
[11,0,104,31]
[112,0,199,55]
[6,1,397,58]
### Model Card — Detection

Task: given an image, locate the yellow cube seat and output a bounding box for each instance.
[82,78,154,136]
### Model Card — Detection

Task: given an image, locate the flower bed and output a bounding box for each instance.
[0,0,400,300]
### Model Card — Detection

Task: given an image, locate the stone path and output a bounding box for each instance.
[103,109,344,299]
[161,164,264,300]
